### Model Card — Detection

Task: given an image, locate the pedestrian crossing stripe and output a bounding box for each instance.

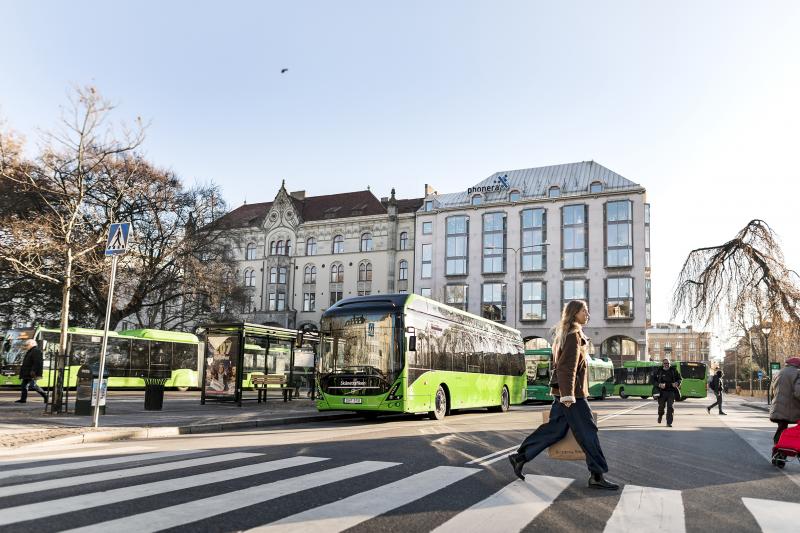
[0,450,797,532]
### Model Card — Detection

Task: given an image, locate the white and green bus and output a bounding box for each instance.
[316,294,526,420]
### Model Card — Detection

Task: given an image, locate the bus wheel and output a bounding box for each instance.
[430,386,448,420]
[176,387,189,392]
[599,387,607,400]
[640,396,649,400]
[619,390,628,399]
[489,386,510,413]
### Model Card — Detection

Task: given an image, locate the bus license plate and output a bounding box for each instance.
[343,398,362,404]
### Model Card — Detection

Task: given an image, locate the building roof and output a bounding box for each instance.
[211,189,423,230]
[427,161,644,210]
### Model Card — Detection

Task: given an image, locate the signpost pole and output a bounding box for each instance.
[93,254,118,428]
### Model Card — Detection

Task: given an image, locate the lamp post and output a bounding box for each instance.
[763,324,772,404]
[748,331,754,397]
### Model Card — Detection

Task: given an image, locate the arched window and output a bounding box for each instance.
[285,240,292,256]
[330,263,344,283]
[359,261,372,281]
[269,267,277,283]
[332,235,344,254]
[304,265,317,283]
[548,186,560,198]
[471,194,483,206]
[305,237,317,256]
[269,241,276,255]
[245,242,257,260]
[398,260,408,281]
[244,269,256,287]
[509,190,521,202]
[399,232,408,250]
[276,240,285,255]
[590,181,604,193]
[360,233,373,252]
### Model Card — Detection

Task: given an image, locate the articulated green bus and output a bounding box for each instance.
[525,348,614,401]
[1,326,202,389]
[614,360,709,400]
[316,294,526,420]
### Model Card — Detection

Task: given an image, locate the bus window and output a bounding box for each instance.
[173,343,199,371]
[150,341,171,377]
[130,339,149,378]
[69,336,102,367]
[106,338,131,377]
[679,362,706,380]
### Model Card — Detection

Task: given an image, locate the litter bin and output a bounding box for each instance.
[74,363,108,416]
[144,372,169,411]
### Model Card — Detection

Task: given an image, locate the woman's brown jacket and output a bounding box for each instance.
[550,326,590,399]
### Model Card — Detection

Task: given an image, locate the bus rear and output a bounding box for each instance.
[677,361,707,398]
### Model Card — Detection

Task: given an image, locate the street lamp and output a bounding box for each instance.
[762,323,772,404]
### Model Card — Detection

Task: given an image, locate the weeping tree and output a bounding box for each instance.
[672,219,800,369]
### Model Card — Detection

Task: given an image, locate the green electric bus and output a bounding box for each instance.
[525,348,614,401]
[614,360,709,400]
[1,326,203,389]
[316,294,526,420]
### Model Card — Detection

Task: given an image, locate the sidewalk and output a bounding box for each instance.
[728,392,770,413]
[0,389,356,449]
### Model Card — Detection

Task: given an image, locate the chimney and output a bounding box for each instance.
[290,190,306,200]
[424,183,438,196]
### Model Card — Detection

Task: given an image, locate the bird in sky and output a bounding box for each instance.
[281,68,289,74]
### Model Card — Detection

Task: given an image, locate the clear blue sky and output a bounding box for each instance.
[2,1,799,349]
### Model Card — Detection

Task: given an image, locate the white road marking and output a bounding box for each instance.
[603,484,685,533]
[248,465,480,532]
[742,497,800,532]
[467,445,517,465]
[598,402,650,423]
[0,455,327,526]
[64,461,399,533]
[432,475,573,532]
[0,446,152,464]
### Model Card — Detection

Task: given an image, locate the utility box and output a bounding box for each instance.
[74,364,108,415]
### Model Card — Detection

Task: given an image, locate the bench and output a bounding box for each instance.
[251,374,293,402]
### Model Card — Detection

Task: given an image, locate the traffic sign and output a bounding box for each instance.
[105,223,132,256]
[770,362,781,373]
[757,370,763,379]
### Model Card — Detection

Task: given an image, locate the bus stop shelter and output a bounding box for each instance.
[200,322,318,406]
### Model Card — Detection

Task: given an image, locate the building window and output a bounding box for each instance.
[269,241,276,255]
[562,204,587,269]
[482,283,506,322]
[269,267,277,283]
[445,285,468,311]
[590,181,603,193]
[653,341,660,350]
[330,263,344,283]
[521,208,546,271]
[244,269,256,287]
[521,281,546,321]
[509,190,521,202]
[689,340,695,350]
[398,260,408,281]
[645,203,651,269]
[421,243,432,278]
[446,215,468,275]
[606,200,633,267]
[562,278,588,309]
[277,292,286,311]
[305,237,317,256]
[422,221,432,235]
[275,267,286,284]
[244,295,255,313]
[304,265,316,283]
[424,200,433,212]
[548,186,560,198]
[332,235,344,254]
[645,278,651,322]
[360,233,373,252]
[482,212,506,273]
[303,292,315,312]
[276,240,285,255]
[268,293,276,311]
[420,287,432,298]
[471,194,483,206]
[606,277,633,318]
[245,243,257,260]
[358,261,372,281]
[329,290,343,306]
[399,232,408,250]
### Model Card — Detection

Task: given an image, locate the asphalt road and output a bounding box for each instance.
[0,394,797,532]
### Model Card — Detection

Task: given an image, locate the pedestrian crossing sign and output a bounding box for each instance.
[105,223,132,256]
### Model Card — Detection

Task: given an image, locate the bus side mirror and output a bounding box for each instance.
[408,335,416,352]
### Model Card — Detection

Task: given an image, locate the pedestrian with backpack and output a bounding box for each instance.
[707,369,726,415]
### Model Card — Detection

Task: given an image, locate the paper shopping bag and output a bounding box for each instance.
[543,409,598,461]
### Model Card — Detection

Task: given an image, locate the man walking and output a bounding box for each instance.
[15,339,47,404]
[653,358,681,427]
[707,369,726,415]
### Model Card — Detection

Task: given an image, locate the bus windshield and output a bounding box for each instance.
[679,362,706,380]
[319,311,401,383]
[1,329,36,367]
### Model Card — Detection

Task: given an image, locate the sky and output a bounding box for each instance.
[2,1,799,355]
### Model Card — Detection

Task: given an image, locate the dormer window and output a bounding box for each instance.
[590,181,604,193]
[509,190,521,202]
[424,200,433,212]
[548,186,561,198]
[471,194,483,206]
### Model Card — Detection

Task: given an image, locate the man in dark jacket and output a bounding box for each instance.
[652,358,681,427]
[16,339,47,403]
[707,370,726,415]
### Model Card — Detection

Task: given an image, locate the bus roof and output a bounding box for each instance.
[118,329,198,343]
[39,327,119,338]
[621,360,660,368]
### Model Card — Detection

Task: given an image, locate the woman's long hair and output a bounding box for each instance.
[551,300,587,356]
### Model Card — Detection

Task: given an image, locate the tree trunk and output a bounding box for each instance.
[52,251,73,413]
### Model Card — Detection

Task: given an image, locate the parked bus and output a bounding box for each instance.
[525,348,614,401]
[316,294,526,420]
[615,360,709,400]
[0,326,203,390]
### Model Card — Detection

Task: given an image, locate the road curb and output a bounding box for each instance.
[10,411,358,449]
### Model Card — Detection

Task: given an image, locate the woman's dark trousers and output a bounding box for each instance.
[516,398,608,474]
[707,391,723,413]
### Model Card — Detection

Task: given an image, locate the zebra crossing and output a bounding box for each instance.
[0,447,795,532]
